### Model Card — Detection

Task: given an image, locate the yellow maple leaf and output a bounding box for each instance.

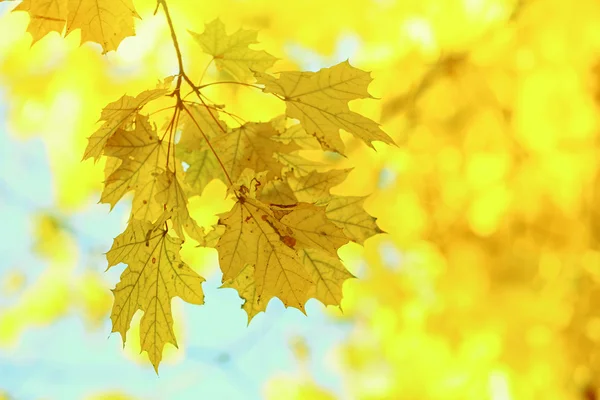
[301,248,355,308]
[106,219,204,372]
[66,0,139,53]
[188,18,277,81]
[255,61,395,154]
[12,0,67,44]
[4,0,139,53]
[273,201,349,257]
[216,193,351,320]
[220,264,267,323]
[217,199,312,316]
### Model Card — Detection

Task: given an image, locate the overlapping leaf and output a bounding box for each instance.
[83,87,168,161]
[255,61,395,154]
[179,119,298,194]
[259,177,297,205]
[177,104,228,152]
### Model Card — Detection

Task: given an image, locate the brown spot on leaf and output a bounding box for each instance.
[152,257,157,264]
[281,235,296,249]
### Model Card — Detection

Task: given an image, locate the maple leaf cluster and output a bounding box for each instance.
[7,1,393,371]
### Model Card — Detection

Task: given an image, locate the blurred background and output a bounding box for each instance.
[2,0,600,399]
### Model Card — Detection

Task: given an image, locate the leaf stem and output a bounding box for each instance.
[198,58,213,86]
[197,81,263,90]
[182,100,246,125]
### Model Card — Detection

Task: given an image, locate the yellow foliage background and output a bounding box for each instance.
[1,0,600,398]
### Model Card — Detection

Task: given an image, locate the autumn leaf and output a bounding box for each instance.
[5,0,139,53]
[272,201,349,257]
[215,121,299,179]
[83,87,168,162]
[12,0,67,44]
[255,61,395,154]
[216,187,351,320]
[217,199,313,315]
[220,264,267,323]
[301,248,355,308]
[189,18,277,81]
[180,119,298,194]
[106,219,204,372]
[66,0,139,53]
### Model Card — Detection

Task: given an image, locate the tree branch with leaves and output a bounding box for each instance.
[2,0,393,372]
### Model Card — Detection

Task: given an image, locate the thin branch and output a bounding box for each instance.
[157,0,233,186]
[158,0,184,95]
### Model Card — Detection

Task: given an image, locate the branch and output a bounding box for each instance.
[157,0,234,186]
